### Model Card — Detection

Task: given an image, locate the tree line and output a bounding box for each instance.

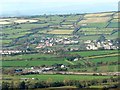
[2,77,119,90]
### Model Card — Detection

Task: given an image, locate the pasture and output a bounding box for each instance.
[3,74,115,82]
[18,23,49,29]
[65,50,118,57]
[69,65,119,72]
[108,22,119,28]
[2,53,57,60]
[2,40,12,44]
[2,50,119,70]
[86,23,108,28]
[2,59,69,67]
[78,28,114,35]
[89,56,118,63]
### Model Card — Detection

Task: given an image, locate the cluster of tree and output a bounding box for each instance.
[96,61,118,66]
[2,77,119,90]
[67,60,119,72]
[65,54,82,61]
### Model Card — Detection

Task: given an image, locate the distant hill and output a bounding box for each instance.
[1,11,119,50]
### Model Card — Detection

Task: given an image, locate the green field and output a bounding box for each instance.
[80,23,109,28]
[3,75,116,82]
[78,28,114,35]
[108,22,120,28]
[2,54,57,60]
[65,50,118,57]
[2,59,69,67]
[2,28,30,35]
[18,23,49,29]
[2,50,119,70]
[2,40,12,44]
[70,65,119,72]
[90,56,118,63]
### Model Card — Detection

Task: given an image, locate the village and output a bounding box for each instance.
[1,0,120,88]
[35,36,119,51]
[0,38,119,55]
[85,40,119,50]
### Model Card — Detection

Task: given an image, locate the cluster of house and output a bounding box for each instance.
[85,40,119,50]
[54,37,79,45]
[36,40,54,48]
[15,64,66,75]
[36,37,56,49]
[23,67,54,74]
[35,37,119,52]
[36,37,79,49]
[0,50,24,55]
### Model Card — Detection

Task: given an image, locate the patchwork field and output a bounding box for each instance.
[1,11,119,49]
[1,11,119,89]
[2,50,119,72]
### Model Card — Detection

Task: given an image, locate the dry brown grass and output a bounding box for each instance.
[47,30,73,34]
[79,17,110,23]
[84,12,113,18]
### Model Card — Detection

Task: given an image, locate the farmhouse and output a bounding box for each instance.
[61,65,66,68]
[73,58,79,61]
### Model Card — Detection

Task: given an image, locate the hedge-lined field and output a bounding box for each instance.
[2,59,69,67]
[3,74,116,82]
[65,50,118,57]
[2,50,119,69]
